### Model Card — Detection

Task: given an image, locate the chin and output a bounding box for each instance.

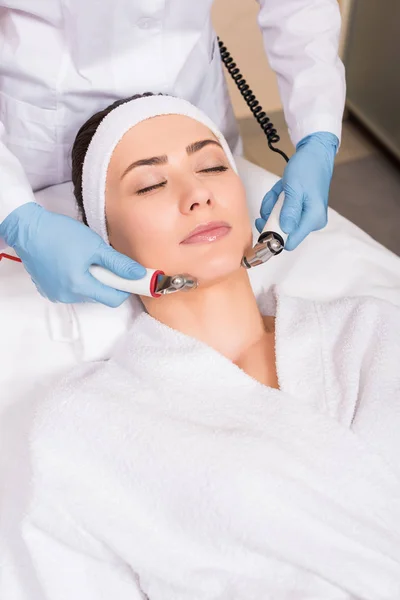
[188,251,244,285]
[156,235,251,283]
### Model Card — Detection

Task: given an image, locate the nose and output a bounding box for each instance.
[179,178,214,215]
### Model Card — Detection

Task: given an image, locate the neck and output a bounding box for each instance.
[142,269,266,362]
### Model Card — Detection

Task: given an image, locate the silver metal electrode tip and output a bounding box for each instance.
[241,233,285,269]
[269,237,282,252]
[156,273,198,294]
[171,274,198,291]
[171,275,184,287]
[241,256,250,269]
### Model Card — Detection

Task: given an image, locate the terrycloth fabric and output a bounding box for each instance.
[82,95,238,243]
[2,289,400,600]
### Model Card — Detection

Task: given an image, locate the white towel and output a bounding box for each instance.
[2,288,400,600]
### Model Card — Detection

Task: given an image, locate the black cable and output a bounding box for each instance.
[218,38,290,164]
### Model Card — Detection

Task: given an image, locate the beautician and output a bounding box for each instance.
[0,0,345,307]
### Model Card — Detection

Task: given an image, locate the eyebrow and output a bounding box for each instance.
[186,139,222,155]
[120,139,223,180]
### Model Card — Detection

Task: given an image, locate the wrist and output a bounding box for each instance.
[296,131,339,159]
[0,202,44,246]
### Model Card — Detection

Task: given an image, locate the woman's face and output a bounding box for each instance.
[105,114,253,284]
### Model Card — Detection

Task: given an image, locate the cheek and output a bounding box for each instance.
[221,179,252,239]
[106,195,179,269]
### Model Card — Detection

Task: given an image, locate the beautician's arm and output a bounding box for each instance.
[0,123,145,306]
[256,0,345,146]
[255,0,345,250]
[0,129,36,251]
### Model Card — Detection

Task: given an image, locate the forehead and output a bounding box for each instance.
[110,114,217,165]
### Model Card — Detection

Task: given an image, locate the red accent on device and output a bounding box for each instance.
[0,253,22,263]
[150,270,165,298]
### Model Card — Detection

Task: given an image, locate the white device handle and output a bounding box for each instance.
[89,265,164,298]
[261,192,288,243]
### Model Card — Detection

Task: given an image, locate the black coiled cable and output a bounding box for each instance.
[218,38,290,164]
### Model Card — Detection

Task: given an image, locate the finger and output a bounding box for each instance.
[95,245,147,280]
[260,179,283,221]
[255,218,266,234]
[279,183,304,235]
[85,278,131,308]
[284,202,328,251]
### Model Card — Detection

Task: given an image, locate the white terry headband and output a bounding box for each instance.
[82,95,238,244]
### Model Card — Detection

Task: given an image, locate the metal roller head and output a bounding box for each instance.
[241,232,285,269]
[155,273,198,295]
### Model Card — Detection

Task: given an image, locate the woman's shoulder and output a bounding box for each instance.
[27,354,145,524]
[312,294,400,340]
[312,294,400,374]
[29,357,131,480]
[268,284,400,330]
[30,361,107,457]
[34,360,107,423]
[277,290,400,360]
[309,294,400,423]
[312,294,400,471]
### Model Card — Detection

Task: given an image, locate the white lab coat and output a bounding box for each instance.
[0,0,345,230]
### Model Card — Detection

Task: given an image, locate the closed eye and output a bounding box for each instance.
[136,181,167,195]
[199,166,228,173]
[136,166,228,194]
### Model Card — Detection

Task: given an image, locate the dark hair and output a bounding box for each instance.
[71,92,158,225]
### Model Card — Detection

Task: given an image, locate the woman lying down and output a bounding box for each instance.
[6,94,400,600]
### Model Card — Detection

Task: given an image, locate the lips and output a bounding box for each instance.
[181,221,231,245]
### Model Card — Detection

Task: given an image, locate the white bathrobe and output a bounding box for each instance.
[2,289,400,600]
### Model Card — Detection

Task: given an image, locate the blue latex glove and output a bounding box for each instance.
[0,203,146,307]
[256,132,339,251]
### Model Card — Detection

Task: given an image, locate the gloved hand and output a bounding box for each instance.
[256,131,339,251]
[0,202,146,307]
